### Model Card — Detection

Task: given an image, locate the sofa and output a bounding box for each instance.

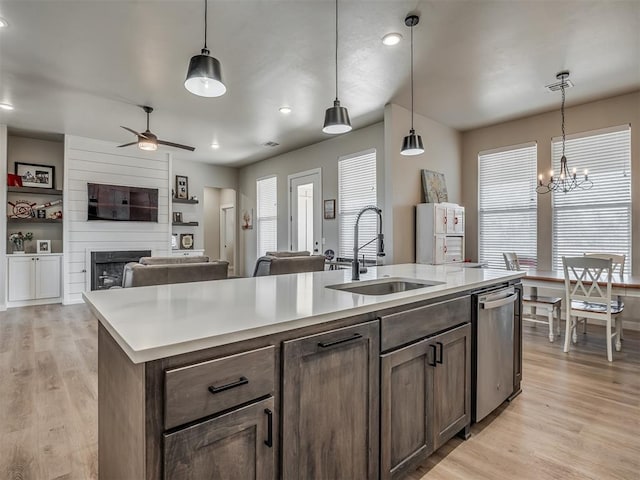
[122,256,229,287]
[253,251,325,277]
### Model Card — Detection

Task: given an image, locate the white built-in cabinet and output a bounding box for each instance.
[7,254,62,303]
[416,203,465,265]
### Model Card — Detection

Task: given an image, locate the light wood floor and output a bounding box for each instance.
[0,305,638,480]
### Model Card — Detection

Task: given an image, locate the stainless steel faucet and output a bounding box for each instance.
[352,205,385,280]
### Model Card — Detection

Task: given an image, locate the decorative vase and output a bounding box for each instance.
[12,238,24,253]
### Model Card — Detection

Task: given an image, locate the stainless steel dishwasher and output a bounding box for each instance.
[473,286,517,422]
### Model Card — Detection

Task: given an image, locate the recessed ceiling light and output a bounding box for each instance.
[0,18,8,28]
[0,103,14,111]
[210,142,220,149]
[382,33,402,46]
[279,106,292,114]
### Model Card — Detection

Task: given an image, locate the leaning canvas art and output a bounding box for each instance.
[421,169,448,203]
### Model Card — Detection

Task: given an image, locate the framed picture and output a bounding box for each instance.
[173,211,183,223]
[421,169,449,203]
[180,233,194,250]
[323,199,336,219]
[15,162,55,189]
[171,234,178,250]
[241,208,253,230]
[37,239,51,254]
[175,175,188,199]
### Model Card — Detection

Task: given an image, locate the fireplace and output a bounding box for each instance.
[91,250,151,290]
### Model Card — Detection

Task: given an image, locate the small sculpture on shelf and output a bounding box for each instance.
[8,231,33,254]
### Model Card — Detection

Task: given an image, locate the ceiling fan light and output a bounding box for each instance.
[401,129,424,156]
[185,50,226,97]
[138,135,158,151]
[322,100,352,134]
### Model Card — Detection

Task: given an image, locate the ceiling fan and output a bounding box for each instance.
[118,106,195,152]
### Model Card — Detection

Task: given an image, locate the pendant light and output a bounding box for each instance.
[184,0,226,97]
[400,14,424,156]
[322,0,352,134]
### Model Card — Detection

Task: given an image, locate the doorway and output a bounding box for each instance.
[288,168,322,254]
[203,187,236,274]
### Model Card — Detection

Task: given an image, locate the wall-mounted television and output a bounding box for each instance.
[88,183,158,222]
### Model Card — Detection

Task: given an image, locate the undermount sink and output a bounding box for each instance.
[326,277,445,296]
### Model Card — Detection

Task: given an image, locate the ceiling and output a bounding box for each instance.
[0,0,638,167]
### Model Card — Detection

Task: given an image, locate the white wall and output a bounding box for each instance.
[203,187,221,258]
[171,159,238,252]
[0,126,7,310]
[237,122,385,277]
[383,103,462,264]
[63,135,171,304]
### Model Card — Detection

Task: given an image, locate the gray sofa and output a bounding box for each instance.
[253,251,325,277]
[122,256,229,287]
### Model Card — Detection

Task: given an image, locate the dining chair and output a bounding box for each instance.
[581,253,625,338]
[562,256,623,362]
[503,252,561,342]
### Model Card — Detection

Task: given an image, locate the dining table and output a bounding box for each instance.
[522,269,640,299]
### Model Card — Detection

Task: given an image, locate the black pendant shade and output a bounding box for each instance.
[323,99,352,134]
[401,129,424,156]
[185,48,226,97]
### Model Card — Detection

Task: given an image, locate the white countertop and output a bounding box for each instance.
[83,263,524,364]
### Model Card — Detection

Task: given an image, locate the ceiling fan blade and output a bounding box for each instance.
[158,140,196,152]
[117,142,138,148]
[120,125,142,136]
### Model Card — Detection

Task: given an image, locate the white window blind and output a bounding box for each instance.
[552,126,631,272]
[479,143,537,269]
[338,149,377,260]
[257,176,277,257]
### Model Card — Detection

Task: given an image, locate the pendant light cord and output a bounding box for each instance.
[561,81,566,158]
[203,0,208,50]
[410,22,414,130]
[334,0,339,101]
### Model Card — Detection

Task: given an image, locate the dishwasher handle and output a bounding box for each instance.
[480,292,518,310]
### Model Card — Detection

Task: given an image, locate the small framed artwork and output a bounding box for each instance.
[175,175,188,199]
[323,199,336,219]
[180,233,194,250]
[421,169,449,203]
[241,208,253,230]
[173,211,183,223]
[37,239,51,253]
[15,162,55,189]
[171,234,178,250]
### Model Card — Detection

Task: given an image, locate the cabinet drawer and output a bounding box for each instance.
[380,296,470,352]
[165,345,275,429]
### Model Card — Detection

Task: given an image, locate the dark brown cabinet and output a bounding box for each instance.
[380,323,471,480]
[163,396,275,480]
[281,321,379,480]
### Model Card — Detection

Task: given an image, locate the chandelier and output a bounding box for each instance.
[536,71,593,194]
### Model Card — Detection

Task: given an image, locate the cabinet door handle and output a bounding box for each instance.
[318,333,362,349]
[264,408,273,448]
[207,376,248,394]
[428,344,437,367]
[436,342,444,364]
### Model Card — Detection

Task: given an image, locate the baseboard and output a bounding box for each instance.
[63,298,85,306]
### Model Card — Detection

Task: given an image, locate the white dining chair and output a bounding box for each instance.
[562,256,624,362]
[581,253,625,338]
[503,252,561,342]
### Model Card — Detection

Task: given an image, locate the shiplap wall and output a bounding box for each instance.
[63,135,171,304]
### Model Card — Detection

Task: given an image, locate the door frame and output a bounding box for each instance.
[287,168,322,252]
[219,203,235,274]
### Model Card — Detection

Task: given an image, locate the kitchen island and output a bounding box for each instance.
[84,263,524,480]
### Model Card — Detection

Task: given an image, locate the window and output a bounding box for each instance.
[257,176,277,256]
[552,125,631,271]
[338,149,377,260]
[479,143,537,269]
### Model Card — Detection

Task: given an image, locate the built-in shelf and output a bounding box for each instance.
[172,221,199,227]
[8,186,63,196]
[172,197,199,204]
[7,217,63,224]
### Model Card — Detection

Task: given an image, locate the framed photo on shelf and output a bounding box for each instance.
[15,162,55,189]
[36,239,51,254]
[323,199,336,219]
[173,211,183,223]
[171,234,179,250]
[180,233,194,250]
[175,175,188,199]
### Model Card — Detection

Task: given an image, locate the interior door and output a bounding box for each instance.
[220,205,235,273]
[289,169,322,254]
